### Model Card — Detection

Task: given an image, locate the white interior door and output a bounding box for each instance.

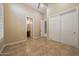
[61,10,77,46]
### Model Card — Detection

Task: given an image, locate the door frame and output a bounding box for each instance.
[41,20,47,37]
[26,17,34,39]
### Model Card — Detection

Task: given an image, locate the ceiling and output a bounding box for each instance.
[25,3,50,14]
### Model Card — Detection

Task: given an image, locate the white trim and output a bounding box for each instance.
[49,7,79,18]
[0,45,5,53]
[0,4,4,53]
[0,39,27,53]
[77,7,79,48]
[26,16,34,39]
[44,33,47,37]
[5,39,26,47]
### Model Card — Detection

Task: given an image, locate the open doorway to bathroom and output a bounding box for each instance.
[26,17,33,39]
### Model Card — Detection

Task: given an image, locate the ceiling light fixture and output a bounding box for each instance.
[38,3,48,8]
[40,4,45,8]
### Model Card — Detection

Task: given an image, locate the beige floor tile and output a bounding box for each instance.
[1,37,79,56]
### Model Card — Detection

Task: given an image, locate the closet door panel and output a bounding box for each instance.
[72,10,78,47]
[49,16,56,40]
[53,15,61,42]
[49,15,61,42]
[52,16,56,41]
[49,17,53,40]
[61,10,77,46]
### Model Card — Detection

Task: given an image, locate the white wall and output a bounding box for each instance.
[4,3,42,44]
[0,4,4,51]
[47,3,79,16]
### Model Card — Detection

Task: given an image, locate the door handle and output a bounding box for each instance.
[73,32,76,34]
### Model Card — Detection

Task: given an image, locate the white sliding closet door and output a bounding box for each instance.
[51,16,56,40]
[61,9,77,46]
[52,15,61,41]
[72,10,78,47]
[49,15,61,41]
[49,17,53,40]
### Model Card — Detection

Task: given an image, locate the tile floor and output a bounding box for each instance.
[1,37,79,56]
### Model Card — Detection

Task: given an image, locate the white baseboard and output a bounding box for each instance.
[5,39,27,46]
[0,39,27,53]
[0,36,40,53]
[0,45,5,53]
[44,34,47,37]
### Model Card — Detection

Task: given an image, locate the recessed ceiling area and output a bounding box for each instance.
[25,3,50,14]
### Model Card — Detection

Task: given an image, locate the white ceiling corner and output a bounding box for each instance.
[25,3,47,14]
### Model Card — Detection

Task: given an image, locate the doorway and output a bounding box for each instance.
[26,17,33,38]
[41,20,47,37]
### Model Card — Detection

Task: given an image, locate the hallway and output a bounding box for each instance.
[1,3,79,56]
[2,37,79,56]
